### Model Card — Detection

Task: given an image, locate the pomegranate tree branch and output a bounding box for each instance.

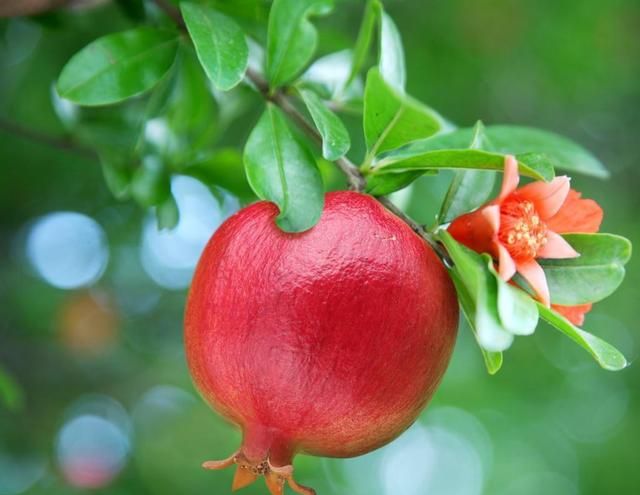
[0,118,97,160]
[152,0,186,29]
[0,0,68,17]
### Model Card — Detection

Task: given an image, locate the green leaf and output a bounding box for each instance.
[383,125,606,179]
[346,0,381,89]
[540,234,632,305]
[496,279,539,335]
[537,303,628,371]
[439,231,514,352]
[181,3,248,91]
[57,27,179,106]
[373,127,556,182]
[130,156,170,207]
[244,104,324,232]
[266,0,334,88]
[365,170,429,196]
[156,193,179,230]
[0,366,24,412]
[100,153,133,200]
[143,61,180,119]
[482,125,609,179]
[486,259,539,335]
[438,121,497,223]
[438,170,496,223]
[363,68,447,158]
[183,148,254,201]
[299,88,351,160]
[378,10,405,91]
[159,51,219,159]
[452,272,504,374]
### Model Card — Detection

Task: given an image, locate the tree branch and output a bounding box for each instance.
[152,0,186,29]
[0,0,104,18]
[0,119,97,160]
[0,0,69,17]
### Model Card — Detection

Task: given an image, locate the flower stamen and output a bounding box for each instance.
[498,200,548,260]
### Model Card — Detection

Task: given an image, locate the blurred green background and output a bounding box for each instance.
[0,1,638,494]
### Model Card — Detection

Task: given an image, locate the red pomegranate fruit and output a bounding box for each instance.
[185,191,459,494]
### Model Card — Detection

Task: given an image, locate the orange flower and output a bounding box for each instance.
[448,155,603,325]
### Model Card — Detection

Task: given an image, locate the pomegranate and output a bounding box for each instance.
[185,191,458,494]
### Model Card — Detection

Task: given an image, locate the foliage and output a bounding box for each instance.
[0,1,638,493]
[48,0,632,371]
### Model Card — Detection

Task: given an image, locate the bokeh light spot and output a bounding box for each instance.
[140,176,239,289]
[56,396,131,490]
[26,212,108,289]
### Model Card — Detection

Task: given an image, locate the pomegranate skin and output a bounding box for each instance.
[185,191,458,489]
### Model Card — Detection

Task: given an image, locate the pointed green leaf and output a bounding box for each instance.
[100,153,132,200]
[378,10,405,91]
[537,303,628,371]
[486,259,539,335]
[439,231,514,352]
[483,125,608,178]
[299,88,351,160]
[540,233,632,305]
[181,3,248,91]
[365,170,429,196]
[346,0,381,88]
[364,68,447,157]
[452,273,504,374]
[439,122,497,223]
[496,280,539,335]
[266,0,334,88]
[439,170,496,223]
[380,124,606,179]
[57,27,179,106]
[130,156,170,207]
[374,132,555,181]
[244,104,324,232]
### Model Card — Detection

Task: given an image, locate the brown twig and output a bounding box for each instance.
[0,0,68,18]
[0,119,97,160]
[152,0,186,29]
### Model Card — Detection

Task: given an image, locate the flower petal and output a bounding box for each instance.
[516,258,550,306]
[537,231,579,259]
[448,205,499,255]
[515,176,571,219]
[497,155,520,201]
[546,189,603,234]
[497,243,517,280]
[552,303,593,327]
[481,204,500,231]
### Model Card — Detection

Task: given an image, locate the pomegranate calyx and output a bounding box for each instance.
[202,450,316,495]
